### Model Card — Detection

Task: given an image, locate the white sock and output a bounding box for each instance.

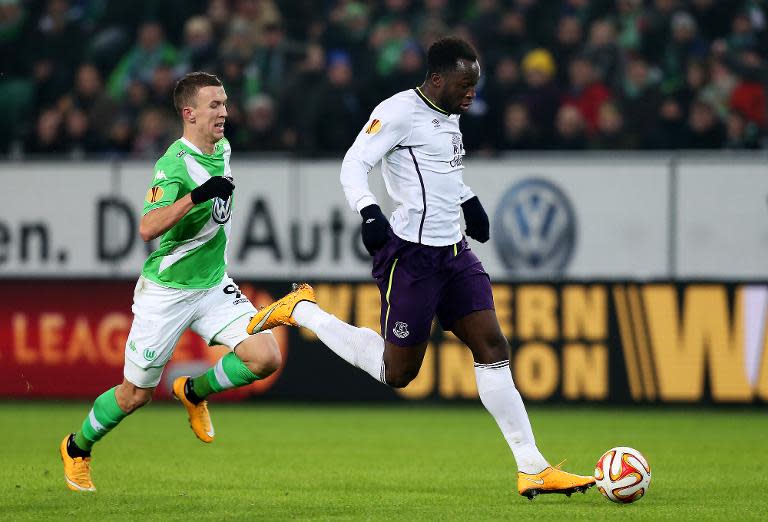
[474,361,549,474]
[293,301,386,383]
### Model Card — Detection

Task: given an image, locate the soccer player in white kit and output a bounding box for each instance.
[248,38,595,499]
[60,72,281,492]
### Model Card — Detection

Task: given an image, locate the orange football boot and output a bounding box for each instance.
[172,376,215,443]
[246,283,316,334]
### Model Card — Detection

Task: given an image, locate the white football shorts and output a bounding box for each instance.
[123,274,267,388]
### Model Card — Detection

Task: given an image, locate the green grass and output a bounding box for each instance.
[2,403,766,521]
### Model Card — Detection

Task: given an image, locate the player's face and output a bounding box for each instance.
[441,59,480,115]
[193,85,228,142]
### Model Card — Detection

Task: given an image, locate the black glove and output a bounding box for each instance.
[190,176,234,204]
[461,196,489,243]
[360,204,391,256]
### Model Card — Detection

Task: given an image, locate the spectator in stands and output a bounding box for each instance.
[583,18,622,89]
[251,22,304,97]
[26,108,65,155]
[641,0,678,64]
[682,99,725,149]
[235,94,286,152]
[614,0,644,52]
[620,54,662,146]
[107,22,178,100]
[552,104,589,150]
[469,0,502,56]
[690,0,740,41]
[551,15,584,87]
[176,16,219,75]
[700,59,738,120]
[562,54,612,135]
[219,17,257,64]
[0,0,26,76]
[496,102,541,151]
[207,0,231,43]
[229,0,282,44]
[520,48,560,141]
[62,64,118,141]
[324,2,372,76]
[26,0,86,109]
[302,50,365,156]
[6,0,767,155]
[725,110,761,149]
[132,107,173,158]
[63,108,100,158]
[486,57,524,112]
[370,17,414,78]
[647,97,687,149]
[728,10,761,53]
[591,101,637,149]
[675,59,709,117]
[279,43,327,151]
[486,8,528,66]
[414,0,456,34]
[104,117,134,158]
[119,79,150,129]
[729,52,767,130]
[379,40,426,100]
[147,64,177,109]
[660,12,709,93]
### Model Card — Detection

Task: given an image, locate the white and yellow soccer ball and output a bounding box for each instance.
[594,447,651,503]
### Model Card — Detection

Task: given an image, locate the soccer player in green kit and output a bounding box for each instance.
[60,72,281,492]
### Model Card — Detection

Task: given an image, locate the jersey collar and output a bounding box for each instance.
[180,137,204,154]
[180,137,221,156]
[414,87,450,116]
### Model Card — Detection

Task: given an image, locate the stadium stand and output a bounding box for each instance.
[2,0,767,158]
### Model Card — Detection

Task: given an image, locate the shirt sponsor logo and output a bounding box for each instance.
[212,195,232,224]
[365,119,382,135]
[450,134,464,167]
[146,186,164,203]
[493,178,576,276]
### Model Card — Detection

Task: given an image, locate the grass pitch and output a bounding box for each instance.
[2,402,766,521]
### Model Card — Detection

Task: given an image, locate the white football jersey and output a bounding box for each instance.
[340,88,475,246]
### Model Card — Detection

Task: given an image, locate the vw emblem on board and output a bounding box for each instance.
[492,178,576,276]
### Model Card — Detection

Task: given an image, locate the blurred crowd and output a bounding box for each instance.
[2,0,767,158]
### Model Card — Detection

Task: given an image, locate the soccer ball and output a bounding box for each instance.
[594,447,651,503]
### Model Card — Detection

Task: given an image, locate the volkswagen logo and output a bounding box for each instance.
[212,195,232,224]
[493,178,576,276]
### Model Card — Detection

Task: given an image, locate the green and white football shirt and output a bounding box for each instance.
[141,137,233,289]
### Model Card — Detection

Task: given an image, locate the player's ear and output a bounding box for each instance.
[429,72,442,88]
[183,106,195,124]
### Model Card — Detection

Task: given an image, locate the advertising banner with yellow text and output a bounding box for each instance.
[2,280,766,404]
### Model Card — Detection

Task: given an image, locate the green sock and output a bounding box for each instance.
[190,352,260,400]
[73,387,128,451]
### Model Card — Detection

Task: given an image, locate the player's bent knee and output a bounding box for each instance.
[116,384,153,414]
[386,368,419,389]
[245,348,281,377]
[237,336,282,378]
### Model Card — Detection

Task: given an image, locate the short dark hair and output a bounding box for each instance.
[173,72,222,115]
[426,37,478,75]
